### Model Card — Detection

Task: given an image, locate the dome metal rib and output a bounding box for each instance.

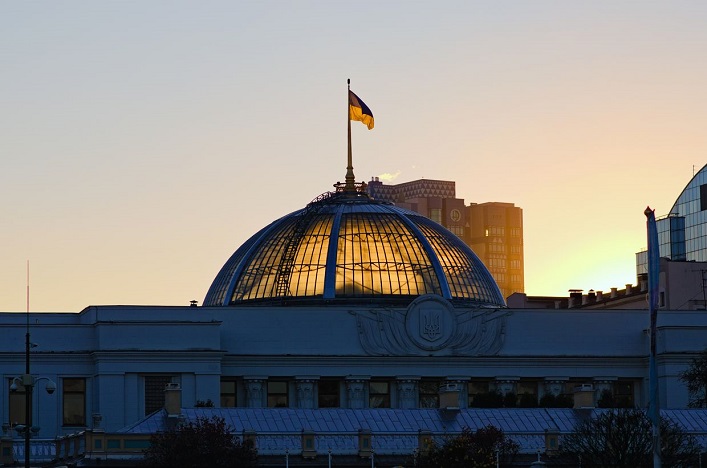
[203,190,505,308]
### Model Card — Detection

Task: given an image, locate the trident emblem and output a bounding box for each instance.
[422,311,441,340]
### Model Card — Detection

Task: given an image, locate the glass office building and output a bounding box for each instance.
[637,164,707,275]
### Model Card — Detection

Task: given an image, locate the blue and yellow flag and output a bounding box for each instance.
[349,91,374,130]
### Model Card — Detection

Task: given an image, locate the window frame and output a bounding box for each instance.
[62,377,86,427]
[467,380,490,407]
[144,375,175,416]
[318,379,340,408]
[8,379,28,427]
[267,380,289,408]
[419,379,441,408]
[220,378,238,408]
[369,380,391,408]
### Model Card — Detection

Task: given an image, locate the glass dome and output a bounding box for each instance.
[203,189,505,308]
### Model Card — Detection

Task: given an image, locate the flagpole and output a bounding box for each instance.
[645,206,661,468]
[345,79,355,191]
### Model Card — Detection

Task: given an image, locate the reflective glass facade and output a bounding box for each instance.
[637,165,707,275]
[204,191,505,307]
[668,165,707,261]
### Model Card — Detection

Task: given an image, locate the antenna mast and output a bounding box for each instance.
[26,260,30,315]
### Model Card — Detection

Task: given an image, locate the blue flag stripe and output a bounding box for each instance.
[349,91,373,118]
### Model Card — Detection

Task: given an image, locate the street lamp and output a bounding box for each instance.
[10,375,56,467]
[10,267,56,468]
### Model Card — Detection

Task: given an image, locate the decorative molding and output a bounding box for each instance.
[593,376,618,397]
[495,377,519,396]
[295,380,315,409]
[350,295,509,356]
[544,378,569,397]
[396,379,418,409]
[345,378,368,409]
[244,378,265,408]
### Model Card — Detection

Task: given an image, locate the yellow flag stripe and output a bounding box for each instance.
[350,104,374,130]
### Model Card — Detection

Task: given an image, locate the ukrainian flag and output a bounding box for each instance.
[349,91,374,130]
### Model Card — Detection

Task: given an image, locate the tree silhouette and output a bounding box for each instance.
[143,416,257,468]
[416,425,519,468]
[558,409,700,467]
[680,349,707,408]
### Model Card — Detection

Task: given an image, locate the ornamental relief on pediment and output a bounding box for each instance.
[350,294,508,356]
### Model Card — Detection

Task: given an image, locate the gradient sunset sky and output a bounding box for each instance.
[3,1,707,312]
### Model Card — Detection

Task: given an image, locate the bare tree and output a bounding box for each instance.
[143,416,257,468]
[680,349,707,408]
[558,409,700,467]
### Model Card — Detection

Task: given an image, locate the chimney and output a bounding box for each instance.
[438,383,461,411]
[596,291,603,301]
[610,287,618,298]
[568,290,583,308]
[625,284,633,295]
[573,384,595,409]
[164,383,182,419]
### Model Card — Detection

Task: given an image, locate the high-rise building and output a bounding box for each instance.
[465,202,524,299]
[367,177,524,299]
[636,164,707,277]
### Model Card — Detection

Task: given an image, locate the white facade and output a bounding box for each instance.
[2,296,707,441]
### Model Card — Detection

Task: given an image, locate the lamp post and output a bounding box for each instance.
[11,382,58,467]
[10,268,55,468]
[22,293,32,468]
[22,261,32,468]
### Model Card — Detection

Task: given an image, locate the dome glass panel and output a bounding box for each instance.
[203,190,505,308]
[334,212,440,297]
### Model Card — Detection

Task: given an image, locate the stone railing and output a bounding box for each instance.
[0,437,56,466]
[2,427,559,465]
[54,430,152,464]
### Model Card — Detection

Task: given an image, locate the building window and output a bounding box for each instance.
[369,381,390,408]
[267,381,288,408]
[8,379,28,426]
[429,209,442,224]
[614,381,635,407]
[516,380,538,407]
[63,378,86,426]
[467,380,489,407]
[144,375,174,416]
[419,380,441,408]
[318,379,340,408]
[220,379,237,408]
[511,228,521,237]
[509,260,521,270]
[449,225,464,237]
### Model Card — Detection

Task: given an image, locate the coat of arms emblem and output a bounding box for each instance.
[420,309,441,341]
